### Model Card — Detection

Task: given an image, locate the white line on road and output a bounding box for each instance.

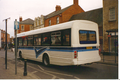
[74,76,80,79]
[31,71,38,74]
[38,65,44,71]
[52,76,56,79]
[28,65,58,78]
[45,70,73,77]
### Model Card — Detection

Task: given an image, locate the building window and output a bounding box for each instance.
[109,8,116,21]
[49,20,51,26]
[30,26,33,30]
[41,19,43,25]
[56,17,59,24]
[21,25,24,31]
[37,19,39,26]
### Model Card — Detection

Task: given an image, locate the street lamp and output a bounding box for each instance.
[3,17,10,69]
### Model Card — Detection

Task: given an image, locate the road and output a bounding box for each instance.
[0,49,118,79]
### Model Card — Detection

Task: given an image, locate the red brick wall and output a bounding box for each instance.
[18,24,31,33]
[62,5,84,22]
[44,4,84,27]
[1,31,10,43]
[45,15,62,27]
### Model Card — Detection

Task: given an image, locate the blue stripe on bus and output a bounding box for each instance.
[18,47,98,58]
[18,46,97,51]
[47,48,98,52]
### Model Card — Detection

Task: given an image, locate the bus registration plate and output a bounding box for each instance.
[86,47,92,49]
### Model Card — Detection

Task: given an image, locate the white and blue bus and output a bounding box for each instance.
[17,20,101,66]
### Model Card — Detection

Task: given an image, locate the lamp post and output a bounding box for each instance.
[3,17,10,69]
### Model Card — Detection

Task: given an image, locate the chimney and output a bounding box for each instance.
[74,0,78,5]
[19,17,22,22]
[56,5,61,11]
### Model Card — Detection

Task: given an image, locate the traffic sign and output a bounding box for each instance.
[14,20,19,30]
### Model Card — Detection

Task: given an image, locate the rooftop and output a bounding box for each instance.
[45,5,72,19]
[19,18,34,25]
[69,8,103,26]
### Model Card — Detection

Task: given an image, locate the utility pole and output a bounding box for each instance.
[3,17,10,69]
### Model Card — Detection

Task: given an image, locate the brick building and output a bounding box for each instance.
[34,15,45,30]
[44,0,84,27]
[0,29,10,48]
[17,17,34,34]
[103,0,118,53]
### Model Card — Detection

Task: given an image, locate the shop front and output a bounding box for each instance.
[106,29,118,55]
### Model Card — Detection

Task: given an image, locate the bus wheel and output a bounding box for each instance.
[43,54,50,66]
[19,51,22,59]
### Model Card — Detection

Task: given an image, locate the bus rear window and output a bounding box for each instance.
[79,30,96,44]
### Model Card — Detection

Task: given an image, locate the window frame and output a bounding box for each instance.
[18,29,71,47]
[34,34,42,46]
[49,20,51,26]
[42,32,51,46]
[28,35,33,46]
[79,30,97,44]
[23,36,28,46]
[18,38,23,46]
[21,25,24,31]
[109,7,116,21]
[56,17,59,24]
[51,31,61,46]
[61,29,71,46]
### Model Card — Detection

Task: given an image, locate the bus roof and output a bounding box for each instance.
[17,20,97,37]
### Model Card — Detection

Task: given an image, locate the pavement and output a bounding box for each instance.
[0,49,118,79]
[97,54,118,66]
[0,49,38,79]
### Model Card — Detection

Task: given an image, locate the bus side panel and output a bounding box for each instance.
[48,51,73,66]
[18,49,36,60]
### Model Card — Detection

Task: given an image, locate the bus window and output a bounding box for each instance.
[79,30,96,44]
[28,36,33,46]
[34,34,41,46]
[19,38,22,46]
[62,29,71,46]
[42,33,50,46]
[23,37,27,46]
[51,31,61,46]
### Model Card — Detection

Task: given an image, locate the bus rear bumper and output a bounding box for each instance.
[72,57,101,65]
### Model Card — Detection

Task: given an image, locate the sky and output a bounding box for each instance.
[0,0,103,37]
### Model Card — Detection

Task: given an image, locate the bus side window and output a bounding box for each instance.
[51,31,61,46]
[62,29,71,46]
[23,37,27,46]
[42,33,50,46]
[19,38,22,46]
[34,34,41,46]
[28,36,33,46]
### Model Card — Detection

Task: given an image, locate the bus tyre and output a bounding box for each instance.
[43,54,50,66]
[19,51,22,59]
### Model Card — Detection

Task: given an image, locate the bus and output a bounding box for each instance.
[17,20,101,66]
